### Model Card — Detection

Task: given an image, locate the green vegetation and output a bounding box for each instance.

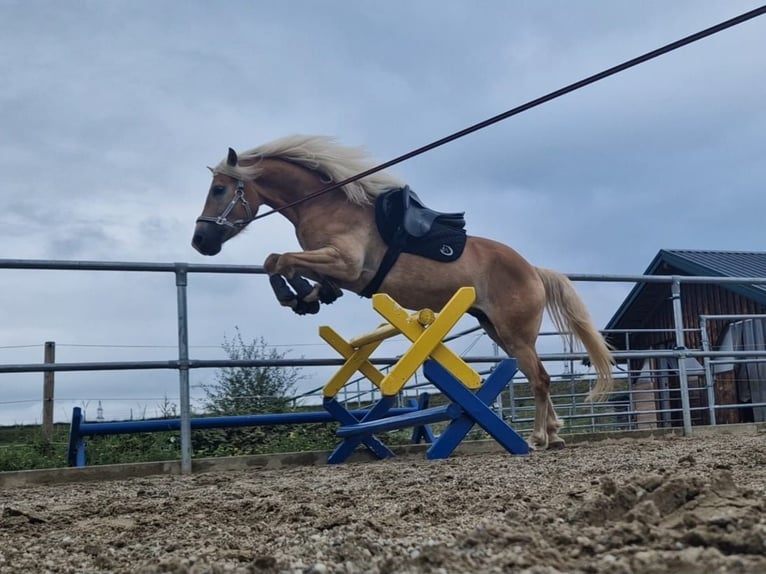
[0,423,182,471]
[0,331,349,471]
[0,425,69,471]
[189,328,342,458]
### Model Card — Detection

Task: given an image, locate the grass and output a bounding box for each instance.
[0,414,343,471]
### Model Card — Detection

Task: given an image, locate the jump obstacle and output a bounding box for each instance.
[67,403,432,467]
[67,287,528,467]
[320,287,529,463]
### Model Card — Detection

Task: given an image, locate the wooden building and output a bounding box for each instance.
[604,249,766,428]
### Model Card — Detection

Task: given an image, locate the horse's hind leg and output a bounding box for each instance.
[546,396,565,449]
[480,320,564,450]
[510,344,562,450]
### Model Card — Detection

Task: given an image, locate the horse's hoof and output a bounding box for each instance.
[529,433,548,450]
[547,438,566,450]
[287,276,315,300]
[293,300,321,315]
[318,280,343,304]
[269,275,297,305]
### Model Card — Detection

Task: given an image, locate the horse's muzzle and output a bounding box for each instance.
[191,222,223,256]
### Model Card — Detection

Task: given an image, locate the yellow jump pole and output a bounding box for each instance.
[348,309,435,348]
[373,287,481,395]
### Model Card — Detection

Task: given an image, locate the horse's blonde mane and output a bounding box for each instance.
[215,135,404,205]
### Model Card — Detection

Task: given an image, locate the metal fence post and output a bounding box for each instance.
[699,317,717,426]
[671,277,693,435]
[175,263,192,474]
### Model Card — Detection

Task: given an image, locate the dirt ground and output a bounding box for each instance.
[1,430,765,574]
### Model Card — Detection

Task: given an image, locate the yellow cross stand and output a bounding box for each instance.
[320,287,481,398]
[319,307,436,398]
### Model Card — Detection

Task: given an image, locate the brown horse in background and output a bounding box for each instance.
[192,135,614,449]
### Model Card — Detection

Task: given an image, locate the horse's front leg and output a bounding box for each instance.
[267,274,321,315]
[264,247,361,314]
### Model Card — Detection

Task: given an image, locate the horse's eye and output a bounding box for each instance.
[211,185,226,196]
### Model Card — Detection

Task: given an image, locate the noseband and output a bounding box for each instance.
[196,179,255,229]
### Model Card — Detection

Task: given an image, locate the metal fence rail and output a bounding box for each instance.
[2,257,766,472]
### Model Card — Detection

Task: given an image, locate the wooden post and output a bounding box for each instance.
[43,341,55,443]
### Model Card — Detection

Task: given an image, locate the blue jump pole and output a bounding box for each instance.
[68,405,421,467]
[67,407,86,467]
[336,403,460,437]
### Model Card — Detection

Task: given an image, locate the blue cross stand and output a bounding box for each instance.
[322,392,441,462]
[409,393,436,444]
[323,395,399,462]
[330,358,528,463]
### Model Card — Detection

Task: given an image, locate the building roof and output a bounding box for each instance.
[605,249,766,333]
[658,250,766,281]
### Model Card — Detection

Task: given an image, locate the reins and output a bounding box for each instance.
[241,5,765,223]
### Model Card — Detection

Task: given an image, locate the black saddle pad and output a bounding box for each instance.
[374,187,467,263]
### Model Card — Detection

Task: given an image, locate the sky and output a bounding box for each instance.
[0,1,764,425]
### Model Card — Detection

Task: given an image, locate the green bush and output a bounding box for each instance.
[200,328,303,415]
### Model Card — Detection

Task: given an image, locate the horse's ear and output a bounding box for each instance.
[207,166,215,174]
[227,148,238,167]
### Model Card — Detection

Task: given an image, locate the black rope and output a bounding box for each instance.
[251,5,766,221]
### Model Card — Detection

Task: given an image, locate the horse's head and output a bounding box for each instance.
[192,148,259,255]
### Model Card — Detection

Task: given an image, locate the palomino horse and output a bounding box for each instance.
[192,135,614,449]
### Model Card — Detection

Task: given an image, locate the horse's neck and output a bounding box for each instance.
[257,158,352,225]
[249,158,312,224]
[255,157,384,283]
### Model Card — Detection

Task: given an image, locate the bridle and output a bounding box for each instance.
[195,179,255,229]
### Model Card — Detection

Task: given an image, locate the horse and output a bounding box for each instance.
[192,135,614,450]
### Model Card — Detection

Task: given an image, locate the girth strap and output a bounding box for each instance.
[360,243,403,299]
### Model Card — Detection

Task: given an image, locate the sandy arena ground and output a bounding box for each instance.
[1,430,765,574]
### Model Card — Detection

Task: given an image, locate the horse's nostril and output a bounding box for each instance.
[192,233,203,246]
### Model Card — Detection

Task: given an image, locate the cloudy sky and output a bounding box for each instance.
[1,1,764,425]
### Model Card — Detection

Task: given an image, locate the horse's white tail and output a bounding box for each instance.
[536,267,615,401]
